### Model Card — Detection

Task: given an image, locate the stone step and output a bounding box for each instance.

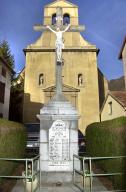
[41,172,73,184]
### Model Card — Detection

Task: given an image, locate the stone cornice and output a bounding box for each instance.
[23,47,99,55]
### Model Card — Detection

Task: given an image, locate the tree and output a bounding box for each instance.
[9,80,24,122]
[0,40,15,70]
[0,40,15,82]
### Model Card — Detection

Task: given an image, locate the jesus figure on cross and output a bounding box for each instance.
[46,24,70,62]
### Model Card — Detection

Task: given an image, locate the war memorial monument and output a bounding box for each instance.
[37,6,84,172]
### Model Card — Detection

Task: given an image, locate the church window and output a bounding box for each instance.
[2,67,6,77]
[0,81,5,103]
[63,13,70,25]
[78,74,83,86]
[0,113,3,118]
[52,13,56,25]
[39,74,44,86]
[108,101,112,115]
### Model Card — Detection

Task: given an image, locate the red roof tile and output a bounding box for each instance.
[110,91,126,107]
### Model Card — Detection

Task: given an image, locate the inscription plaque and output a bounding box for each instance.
[49,120,69,166]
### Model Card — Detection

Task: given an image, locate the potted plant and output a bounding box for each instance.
[84,170,91,186]
[81,170,93,187]
[22,164,38,192]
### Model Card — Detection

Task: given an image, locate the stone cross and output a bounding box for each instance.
[55,7,63,27]
[34,7,84,95]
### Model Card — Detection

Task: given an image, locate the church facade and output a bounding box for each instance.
[23,0,108,133]
[0,55,12,119]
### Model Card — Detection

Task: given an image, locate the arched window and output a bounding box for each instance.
[78,74,83,86]
[39,74,44,86]
[63,13,70,25]
[52,13,56,25]
[108,101,112,115]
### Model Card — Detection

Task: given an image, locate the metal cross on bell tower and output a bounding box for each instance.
[37,4,81,173]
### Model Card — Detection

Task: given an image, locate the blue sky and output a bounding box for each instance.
[0,0,126,80]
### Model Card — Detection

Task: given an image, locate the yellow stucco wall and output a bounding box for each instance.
[122,43,126,61]
[101,95,125,121]
[23,0,101,133]
[122,43,126,89]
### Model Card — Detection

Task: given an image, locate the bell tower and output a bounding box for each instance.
[43,0,79,26]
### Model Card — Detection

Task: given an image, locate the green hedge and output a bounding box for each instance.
[0,118,26,179]
[86,116,126,190]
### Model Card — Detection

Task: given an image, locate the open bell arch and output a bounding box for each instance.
[52,13,56,25]
[63,13,70,25]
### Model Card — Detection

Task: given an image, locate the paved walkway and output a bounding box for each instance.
[12,174,107,192]
[12,181,80,192]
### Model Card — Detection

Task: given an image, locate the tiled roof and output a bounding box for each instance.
[110,91,126,107]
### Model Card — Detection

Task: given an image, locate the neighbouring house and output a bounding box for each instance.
[0,56,13,119]
[100,91,126,121]
[119,36,126,90]
[100,36,126,122]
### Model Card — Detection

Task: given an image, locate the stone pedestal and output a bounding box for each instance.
[37,94,80,172]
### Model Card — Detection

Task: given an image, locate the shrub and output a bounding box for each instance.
[86,116,126,190]
[0,118,26,178]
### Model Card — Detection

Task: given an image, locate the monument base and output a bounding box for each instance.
[37,94,80,174]
[40,159,80,172]
[41,171,73,184]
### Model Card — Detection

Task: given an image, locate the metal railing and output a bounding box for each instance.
[0,155,40,192]
[73,154,126,192]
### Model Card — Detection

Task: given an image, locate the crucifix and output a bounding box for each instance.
[46,24,70,62]
[34,7,84,95]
